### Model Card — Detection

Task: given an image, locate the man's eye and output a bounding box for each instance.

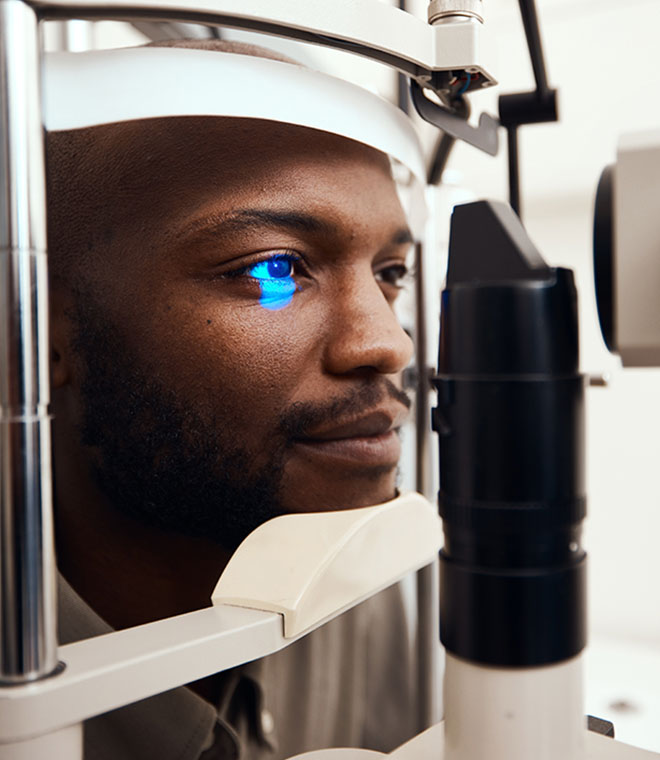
[248,255,295,281]
[225,253,301,311]
[222,252,301,282]
[376,264,410,288]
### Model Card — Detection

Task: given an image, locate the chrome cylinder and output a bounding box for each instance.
[413,243,441,729]
[428,0,483,25]
[0,0,58,682]
[53,19,95,52]
[414,243,432,499]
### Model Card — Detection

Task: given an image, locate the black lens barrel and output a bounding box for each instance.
[434,201,586,667]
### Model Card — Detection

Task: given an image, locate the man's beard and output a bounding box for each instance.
[70,296,411,553]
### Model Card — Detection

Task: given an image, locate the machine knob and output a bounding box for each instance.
[428,0,484,25]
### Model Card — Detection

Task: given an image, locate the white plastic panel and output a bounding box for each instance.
[614,130,660,366]
[0,605,285,744]
[212,492,442,637]
[0,724,82,760]
[43,46,429,237]
[389,721,660,760]
[44,47,426,179]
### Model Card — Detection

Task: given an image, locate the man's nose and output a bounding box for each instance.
[322,274,414,376]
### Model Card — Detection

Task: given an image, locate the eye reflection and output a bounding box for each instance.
[249,255,296,311]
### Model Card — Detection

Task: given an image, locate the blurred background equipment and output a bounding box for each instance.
[594,131,660,367]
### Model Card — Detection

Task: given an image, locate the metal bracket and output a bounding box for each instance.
[410,79,498,156]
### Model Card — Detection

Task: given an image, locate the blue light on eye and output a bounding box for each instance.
[249,256,296,311]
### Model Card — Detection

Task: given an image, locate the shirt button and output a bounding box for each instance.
[261,708,275,735]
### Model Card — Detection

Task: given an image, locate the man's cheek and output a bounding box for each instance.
[150,305,314,411]
[207,327,310,394]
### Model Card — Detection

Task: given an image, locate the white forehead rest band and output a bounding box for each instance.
[44,47,426,184]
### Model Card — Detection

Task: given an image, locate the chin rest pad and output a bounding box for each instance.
[211,492,441,638]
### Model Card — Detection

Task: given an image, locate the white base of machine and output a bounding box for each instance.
[442,653,584,760]
[395,722,660,760]
[288,723,660,760]
[4,718,657,760]
[0,724,82,760]
[289,654,660,760]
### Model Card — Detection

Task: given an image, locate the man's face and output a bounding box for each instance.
[60,118,414,550]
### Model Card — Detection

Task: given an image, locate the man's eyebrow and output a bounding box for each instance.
[178,208,414,251]
[391,227,414,247]
[179,209,339,240]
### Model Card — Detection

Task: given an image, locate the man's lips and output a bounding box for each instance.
[292,410,405,468]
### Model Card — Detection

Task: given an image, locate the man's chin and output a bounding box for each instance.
[278,465,399,514]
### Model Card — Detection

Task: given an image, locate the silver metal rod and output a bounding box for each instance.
[52,18,94,50]
[0,0,58,683]
[130,20,216,41]
[29,0,498,91]
[414,560,440,729]
[414,243,431,498]
[414,242,441,730]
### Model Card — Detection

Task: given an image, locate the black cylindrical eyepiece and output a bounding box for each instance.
[433,201,586,667]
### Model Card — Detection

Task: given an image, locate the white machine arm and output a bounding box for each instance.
[30,0,497,86]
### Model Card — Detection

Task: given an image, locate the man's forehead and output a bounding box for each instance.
[91,116,393,169]
[83,117,400,231]
[46,117,409,285]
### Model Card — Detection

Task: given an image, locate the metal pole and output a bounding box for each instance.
[0,0,58,683]
[53,19,95,51]
[507,125,521,217]
[396,0,409,114]
[517,0,550,97]
[414,241,441,731]
[414,243,431,499]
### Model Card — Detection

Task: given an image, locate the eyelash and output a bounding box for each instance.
[219,253,412,292]
[221,252,304,282]
[376,263,412,289]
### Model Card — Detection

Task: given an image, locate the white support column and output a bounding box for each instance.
[443,652,585,760]
[52,19,95,51]
[0,724,82,760]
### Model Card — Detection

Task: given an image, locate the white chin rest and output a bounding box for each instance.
[212,491,441,638]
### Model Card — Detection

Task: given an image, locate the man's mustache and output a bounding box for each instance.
[279,379,411,442]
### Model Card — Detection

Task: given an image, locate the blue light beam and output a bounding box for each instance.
[249,256,296,311]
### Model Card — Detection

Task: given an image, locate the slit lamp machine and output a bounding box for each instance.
[0,1,659,758]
